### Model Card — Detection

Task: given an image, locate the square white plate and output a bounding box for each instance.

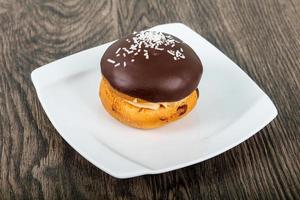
[31,23,277,178]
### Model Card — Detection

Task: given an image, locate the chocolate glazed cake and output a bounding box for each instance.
[99,30,203,129]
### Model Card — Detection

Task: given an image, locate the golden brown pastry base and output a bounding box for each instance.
[99,78,198,129]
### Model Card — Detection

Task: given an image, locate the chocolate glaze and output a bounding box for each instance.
[196,88,199,99]
[101,31,203,102]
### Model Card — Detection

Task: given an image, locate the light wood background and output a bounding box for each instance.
[0,0,299,199]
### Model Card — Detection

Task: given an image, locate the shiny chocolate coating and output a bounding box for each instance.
[100,31,203,102]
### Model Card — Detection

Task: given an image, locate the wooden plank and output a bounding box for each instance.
[0,0,299,199]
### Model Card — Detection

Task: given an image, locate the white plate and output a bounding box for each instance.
[31,23,277,178]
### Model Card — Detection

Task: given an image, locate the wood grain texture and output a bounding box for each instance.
[0,0,299,199]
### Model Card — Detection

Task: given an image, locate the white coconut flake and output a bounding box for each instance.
[115,48,121,54]
[155,46,164,51]
[114,63,120,67]
[176,50,185,59]
[167,50,175,56]
[130,44,137,50]
[107,59,115,64]
[123,61,126,67]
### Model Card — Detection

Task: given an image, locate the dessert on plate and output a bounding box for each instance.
[100,30,203,129]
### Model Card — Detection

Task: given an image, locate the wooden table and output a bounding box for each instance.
[0,0,299,199]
